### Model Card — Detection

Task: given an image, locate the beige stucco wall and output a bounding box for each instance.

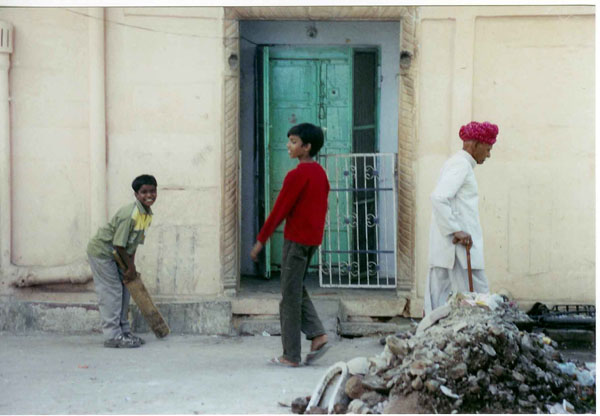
[0,5,594,311]
[0,7,225,297]
[105,8,224,296]
[415,6,595,308]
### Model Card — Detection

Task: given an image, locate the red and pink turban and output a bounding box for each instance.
[459,121,499,145]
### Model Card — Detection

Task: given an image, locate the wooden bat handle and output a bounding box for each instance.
[466,243,473,292]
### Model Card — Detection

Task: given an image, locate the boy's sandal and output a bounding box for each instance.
[268,356,301,368]
[304,342,331,365]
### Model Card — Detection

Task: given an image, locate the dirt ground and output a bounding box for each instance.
[0,332,385,415]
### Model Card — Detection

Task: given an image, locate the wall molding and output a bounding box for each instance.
[221,16,240,295]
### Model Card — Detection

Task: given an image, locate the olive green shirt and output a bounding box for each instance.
[87,200,153,259]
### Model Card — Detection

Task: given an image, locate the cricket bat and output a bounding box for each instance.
[113,250,170,338]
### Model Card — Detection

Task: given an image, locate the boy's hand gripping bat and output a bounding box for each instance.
[113,250,170,338]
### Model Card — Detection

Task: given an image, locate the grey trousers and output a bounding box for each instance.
[279,239,326,364]
[87,254,131,339]
[423,256,489,315]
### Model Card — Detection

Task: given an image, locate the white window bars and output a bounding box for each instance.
[318,153,398,288]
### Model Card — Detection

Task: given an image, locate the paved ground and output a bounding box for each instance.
[0,332,385,415]
[0,331,594,415]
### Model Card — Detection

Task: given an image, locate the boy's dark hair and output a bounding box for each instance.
[287,123,324,157]
[132,174,157,192]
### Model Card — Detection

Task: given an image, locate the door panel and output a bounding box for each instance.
[261,47,353,276]
[319,59,353,274]
[267,59,320,275]
[323,61,351,106]
[271,60,319,103]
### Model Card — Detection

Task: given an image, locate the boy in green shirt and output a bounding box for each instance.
[87,174,157,348]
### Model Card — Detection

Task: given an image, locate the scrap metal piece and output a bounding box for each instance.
[307,361,350,414]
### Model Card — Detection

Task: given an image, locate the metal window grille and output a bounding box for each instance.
[318,153,397,288]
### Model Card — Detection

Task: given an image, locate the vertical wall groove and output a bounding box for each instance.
[89,7,107,234]
[0,21,12,272]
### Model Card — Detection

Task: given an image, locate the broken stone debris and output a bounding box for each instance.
[293,293,595,414]
[292,397,310,414]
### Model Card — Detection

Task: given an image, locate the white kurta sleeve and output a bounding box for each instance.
[430,159,469,237]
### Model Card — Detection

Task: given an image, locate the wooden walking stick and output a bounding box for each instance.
[466,243,474,292]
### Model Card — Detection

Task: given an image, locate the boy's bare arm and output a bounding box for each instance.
[115,246,136,282]
[250,241,263,262]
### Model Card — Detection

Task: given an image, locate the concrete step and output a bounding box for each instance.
[234,315,415,338]
[233,298,341,336]
[314,299,342,333]
[130,300,231,335]
[542,328,595,348]
[338,317,414,338]
[0,298,102,333]
[233,296,416,338]
[2,294,414,338]
[1,297,233,335]
[237,318,280,336]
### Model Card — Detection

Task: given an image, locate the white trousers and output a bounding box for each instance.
[424,257,489,315]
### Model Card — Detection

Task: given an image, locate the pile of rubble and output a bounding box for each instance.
[296,293,595,414]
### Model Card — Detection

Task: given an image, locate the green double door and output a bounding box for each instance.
[260,46,353,277]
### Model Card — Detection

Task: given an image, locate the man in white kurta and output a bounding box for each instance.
[424,121,499,315]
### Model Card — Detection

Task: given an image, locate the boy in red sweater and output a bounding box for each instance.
[250,123,330,367]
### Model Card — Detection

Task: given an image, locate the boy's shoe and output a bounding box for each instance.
[103,333,141,348]
[123,332,146,345]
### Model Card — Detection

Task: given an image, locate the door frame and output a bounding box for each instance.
[221,7,419,296]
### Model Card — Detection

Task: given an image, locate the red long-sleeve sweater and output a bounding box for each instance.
[257,161,330,246]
